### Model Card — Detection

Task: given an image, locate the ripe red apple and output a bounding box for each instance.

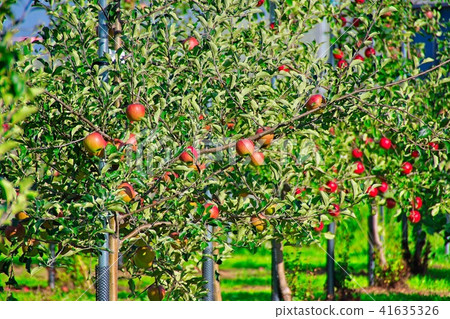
[257,0,265,6]
[379,137,392,150]
[314,221,324,232]
[204,203,219,219]
[353,18,361,27]
[5,224,25,241]
[83,132,107,156]
[328,204,340,217]
[180,146,198,163]
[125,134,137,151]
[147,284,166,301]
[184,37,199,51]
[354,54,364,61]
[333,49,344,60]
[352,148,363,158]
[425,11,433,19]
[354,161,365,174]
[133,246,155,269]
[126,103,145,122]
[306,94,323,111]
[198,114,205,120]
[2,123,9,132]
[236,139,255,156]
[278,65,290,72]
[408,210,421,223]
[118,182,137,203]
[163,171,179,183]
[378,181,388,193]
[269,23,275,29]
[411,150,419,158]
[412,196,423,210]
[386,198,396,209]
[402,162,413,175]
[365,47,376,58]
[355,0,365,4]
[326,181,338,193]
[365,137,374,144]
[256,127,274,147]
[250,152,265,166]
[339,16,347,27]
[295,187,306,197]
[337,59,348,69]
[428,142,439,150]
[366,186,378,197]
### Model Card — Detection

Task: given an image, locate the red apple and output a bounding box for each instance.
[147,284,166,301]
[295,187,306,197]
[337,59,348,69]
[386,198,396,209]
[269,23,275,29]
[250,152,265,166]
[180,146,198,163]
[204,203,219,219]
[236,139,255,156]
[354,161,365,174]
[257,0,265,6]
[118,182,137,203]
[256,127,274,147]
[365,137,374,144]
[365,47,376,58]
[354,54,364,61]
[428,142,439,150]
[326,181,338,193]
[163,171,179,183]
[5,224,25,241]
[355,0,365,4]
[184,37,199,51]
[353,18,361,27]
[425,11,433,19]
[402,162,413,175]
[411,150,419,158]
[125,134,137,151]
[412,196,423,210]
[408,210,421,223]
[83,132,107,156]
[352,148,363,158]
[126,103,145,122]
[378,181,388,193]
[379,137,392,150]
[314,221,324,232]
[2,123,9,132]
[306,94,323,111]
[333,49,344,60]
[328,204,340,217]
[198,114,205,120]
[339,16,347,27]
[278,65,289,72]
[367,186,378,197]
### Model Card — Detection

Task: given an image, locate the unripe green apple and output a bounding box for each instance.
[134,246,155,269]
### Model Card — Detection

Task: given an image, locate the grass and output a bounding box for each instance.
[1,204,449,301]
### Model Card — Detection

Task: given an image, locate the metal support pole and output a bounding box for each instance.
[446,214,450,255]
[96,0,110,301]
[202,224,214,301]
[368,215,375,286]
[271,239,282,301]
[326,222,336,299]
[401,213,408,254]
[48,243,56,289]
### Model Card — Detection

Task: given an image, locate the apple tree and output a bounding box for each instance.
[0,0,448,300]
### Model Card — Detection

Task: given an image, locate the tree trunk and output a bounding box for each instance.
[369,205,387,268]
[272,240,292,301]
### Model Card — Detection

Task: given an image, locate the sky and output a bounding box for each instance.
[8,0,49,37]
